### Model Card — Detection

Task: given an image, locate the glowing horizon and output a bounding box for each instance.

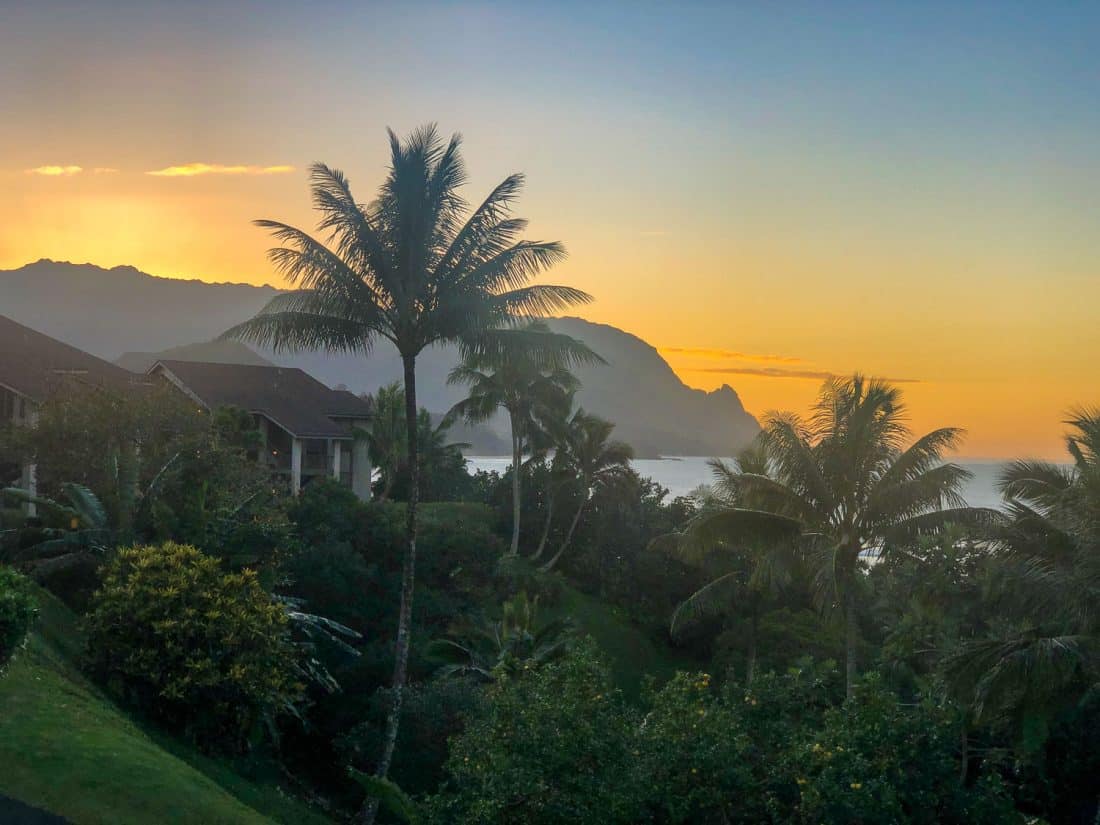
[1,2,1097,461]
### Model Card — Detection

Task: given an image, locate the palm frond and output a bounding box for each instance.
[222,309,375,355]
[670,571,741,642]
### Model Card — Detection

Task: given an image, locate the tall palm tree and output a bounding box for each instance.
[541,409,634,571]
[944,408,1100,751]
[446,322,591,555]
[222,125,593,813]
[682,375,984,698]
[366,382,404,501]
[652,438,801,684]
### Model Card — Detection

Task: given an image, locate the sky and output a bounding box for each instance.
[1,1,1097,459]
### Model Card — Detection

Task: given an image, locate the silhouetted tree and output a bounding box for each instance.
[223,124,593,819]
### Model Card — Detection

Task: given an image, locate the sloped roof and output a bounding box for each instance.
[0,314,139,401]
[151,359,372,439]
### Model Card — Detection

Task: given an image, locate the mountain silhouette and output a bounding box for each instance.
[2,259,759,457]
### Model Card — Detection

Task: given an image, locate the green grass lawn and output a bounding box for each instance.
[553,583,699,699]
[0,588,331,825]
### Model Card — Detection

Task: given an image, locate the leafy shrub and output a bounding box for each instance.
[786,675,1018,824]
[633,671,754,823]
[427,639,643,823]
[0,566,36,671]
[86,542,301,751]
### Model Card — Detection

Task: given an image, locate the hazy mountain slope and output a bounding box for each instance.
[0,259,278,359]
[117,340,274,374]
[2,260,759,456]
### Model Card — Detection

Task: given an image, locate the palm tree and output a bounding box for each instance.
[222,125,594,811]
[446,322,591,555]
[0,483,111,580]
[652,439,801,684]
[682,375,985,698]
[425,591,575,681]
[541,409,634,572]
[944,408,1100,751]
[530,439,575,562]
[366,382,405,501]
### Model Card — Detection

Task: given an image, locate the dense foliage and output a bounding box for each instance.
[0,566,36,671]
[86,542,301,751]
[429,644,1016,824]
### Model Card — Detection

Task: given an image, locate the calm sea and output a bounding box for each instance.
[465,456,1009,511]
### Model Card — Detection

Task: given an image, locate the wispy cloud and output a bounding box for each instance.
[146,163,295,178]
[92,167,119,175]
[661,346,803,364]
[25,165,83,176]
[686,365,921,383]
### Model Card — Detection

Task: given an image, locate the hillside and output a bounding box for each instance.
[0,588,330,825]
[2,260,759,456]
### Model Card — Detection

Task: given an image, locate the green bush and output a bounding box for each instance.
[85,542,301,751]
[429,650,1015,824]
[427,639,643,823]
[0,566,36,672]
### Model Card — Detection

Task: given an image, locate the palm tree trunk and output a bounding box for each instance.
[531,486,555,561]
[378,468,394,502]
[541,493,587,572]
[746,603,758,686]
[362,355,419,824]
[844,592,858,701]
[509,410,521,556]
[959,722,969,785]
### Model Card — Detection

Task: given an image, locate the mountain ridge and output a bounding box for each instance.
[1,260,759,457]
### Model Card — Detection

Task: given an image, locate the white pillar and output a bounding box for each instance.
[20,462,37,518]
[351,420,372,501]
[332,440,342,480]
[290,437,303,496]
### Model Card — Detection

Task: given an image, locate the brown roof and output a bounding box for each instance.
[151,359,372,439]
[0,314,139,401]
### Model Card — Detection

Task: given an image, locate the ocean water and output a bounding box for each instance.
[465,456,1009,511]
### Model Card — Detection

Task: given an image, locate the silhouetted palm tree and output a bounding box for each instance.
[944,408,1100,751]
[652,438,801,684]
[446,322,592,555]
[425,591,575,681]
[541,409,634,571]
[366,382,404,501]
[222,125,593,813]
[683,375,985,698]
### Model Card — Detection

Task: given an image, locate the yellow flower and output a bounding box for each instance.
[796,778,807,786]
[850,782,862,790]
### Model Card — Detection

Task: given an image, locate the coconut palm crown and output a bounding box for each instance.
[677,375,989,698]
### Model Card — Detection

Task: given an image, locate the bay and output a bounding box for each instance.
[465,456,1009,511]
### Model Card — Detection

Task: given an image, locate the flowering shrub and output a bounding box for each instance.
[86,542,301,751]
[0,566,36,672]
[787,675,1016,824]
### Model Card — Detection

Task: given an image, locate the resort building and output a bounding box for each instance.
[147,360,374,499]
[0,314,139,514]
[0,314,375,507]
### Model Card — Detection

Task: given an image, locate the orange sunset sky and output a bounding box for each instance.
[2,2,1097,459]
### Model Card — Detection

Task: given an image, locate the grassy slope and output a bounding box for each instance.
[554,583,698,699]
[0,588,331,825]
